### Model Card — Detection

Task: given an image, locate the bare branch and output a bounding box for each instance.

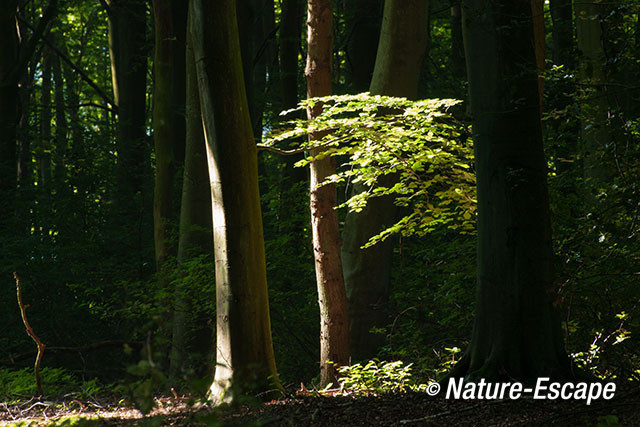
[15,272,46,397]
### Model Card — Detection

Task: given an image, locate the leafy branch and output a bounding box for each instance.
[264,93,477,246]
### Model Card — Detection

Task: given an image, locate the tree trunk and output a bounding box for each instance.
[575,1,609,184]
[0,1,20,235]
[549,0,574,67]
[344,0,383,92]
[51,49,68,183]
[453,0,574,381]
[306,0,350,387]
[280,0,302,112]
[169,10,213,383]
[280,0,307,182]
[152,0,187,269]
[190,0,280,403]
[531,0,545,112]
[107,0,149,199]
[450,1,465,80]
[39,48,53,189]
[238,0,267,142]
[341,0,429,362]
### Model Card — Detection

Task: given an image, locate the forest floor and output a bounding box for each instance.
[1,383,639,426]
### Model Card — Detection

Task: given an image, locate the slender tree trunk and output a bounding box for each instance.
[169,10,213,382]
[575,1,609,184]
[341,0,429,362]
[51,50,67,182]
[549,0,574,67]
[60,47,84,193]
[451,0,575,381]
[450,1,465,80]
[190,0,280,403]
[306,0,350,387]
[152,0,187,269]
[39,49,53,189]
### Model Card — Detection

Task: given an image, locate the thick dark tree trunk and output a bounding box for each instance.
[0,1,20,235]
[152,0,187,269]
[190,0,280,403]
[108,0,149,199]
[238,0,267,142]
[575,0,610,185]
[306,0,350,387]
[549,0,574,67]
[344,0,383,92]
[531,0,545,112]
[342,0,429,362]
[454,0,575,381]
[279,0,307,182]
[280,0,302,112]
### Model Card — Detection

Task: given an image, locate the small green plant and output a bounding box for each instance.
[434,346,462,378]
[337,359,428,394]
[570,312,633,380]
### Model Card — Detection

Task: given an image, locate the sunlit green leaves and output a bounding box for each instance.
[263,93,477,246]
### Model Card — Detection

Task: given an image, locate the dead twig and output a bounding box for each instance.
[15,272,46,396]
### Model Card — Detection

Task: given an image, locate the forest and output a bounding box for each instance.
[1,0,639,425]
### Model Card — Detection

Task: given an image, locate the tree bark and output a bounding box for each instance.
[51,48,68,182]
[107,0,149,199]
[344,0,383,92]
[306,0,350,387]
[279,0,307,182]
[152,0,187,269]
[280,0,302,112]
[238,0,267,142]
[0,1,21,235]
[190,0,280,403]
[453,0,575,381]
[450,1,465,80]
[341,0,429,362]
[169,8,213,383]
[39,48,53,189]
[575,0,610,184]
[549,0,574,67]
[531,0,545,112]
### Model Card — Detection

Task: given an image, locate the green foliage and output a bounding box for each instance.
[265,93,476,247]
[374,232,474,380]
[543,40,640,382]
[0,367,106,400]
[337,359,428,394]
[570,312,635,380]
[259,164,319,383]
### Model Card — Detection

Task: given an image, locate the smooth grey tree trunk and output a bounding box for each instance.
[190,0,280,403]
[169,9,213,383]
[342,0,429,362]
